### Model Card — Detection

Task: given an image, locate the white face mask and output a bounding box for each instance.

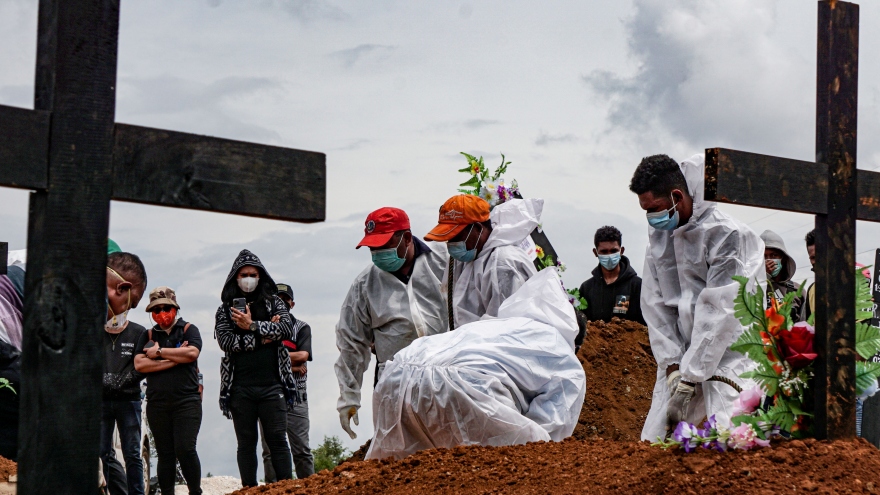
[105,310,128,332]
[238,276,259,293]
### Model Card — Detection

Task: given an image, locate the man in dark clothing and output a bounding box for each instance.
[262,283,315,480]
[102,252,148,495]
[577,226,645,347]
[135,286,203,495]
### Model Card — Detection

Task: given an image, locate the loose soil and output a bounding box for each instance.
[0,456,14,482]
[236,437,880,494]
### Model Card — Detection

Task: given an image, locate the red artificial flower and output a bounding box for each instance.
[778,324,818,370]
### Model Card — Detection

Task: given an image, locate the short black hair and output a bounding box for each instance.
[594,226,622,247]
[107,252,147,291]
[805,229,816,247]
[629,154,688,197]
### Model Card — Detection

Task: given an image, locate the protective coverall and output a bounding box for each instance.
[366,268,585,460]
[334,242,449,420]
[640,154,765,441]
[448,198,541,327]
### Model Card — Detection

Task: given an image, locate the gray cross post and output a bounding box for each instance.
[704,0,870,439]
[0,1,325,492]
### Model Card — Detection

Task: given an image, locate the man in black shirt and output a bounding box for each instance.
[577,226,646,346]
[102,252,148,495]
[262,283,314,480]
[134,286,203,495]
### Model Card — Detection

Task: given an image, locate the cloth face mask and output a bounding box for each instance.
[598,252,621,270]
[646,196,679,231]
[153,307,178,328]
[372,235,407,273]
[448,224,482,263]
[768,258,783,278]
[238,275,259,293]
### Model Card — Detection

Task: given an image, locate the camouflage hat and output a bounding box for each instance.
[145,286,180,312]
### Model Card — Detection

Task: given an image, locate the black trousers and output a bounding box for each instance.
[229,383,292,486]
[146,398,202,495]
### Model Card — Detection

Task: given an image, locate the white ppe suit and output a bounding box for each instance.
[335,240,449,416]
[448,198,541,327]
[366,268,586,460]
[640,154,765,441]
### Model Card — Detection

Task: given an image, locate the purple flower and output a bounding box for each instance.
[673,422,699,453]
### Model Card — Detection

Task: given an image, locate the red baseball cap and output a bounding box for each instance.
[356,207,411,249]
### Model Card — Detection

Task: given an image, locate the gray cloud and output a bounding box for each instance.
[329,44,397,69]
[535,130,578,147]
[463,119,500,130]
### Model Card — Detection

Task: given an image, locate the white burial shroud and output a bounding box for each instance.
[365,268,586,460]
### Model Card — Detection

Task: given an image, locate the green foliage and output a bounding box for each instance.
[856,361,880,396]
[567,288,588,311]
[740,361,779,396]
[0,378,15,395]
[762,400,796,432]
[733,275,764,328]
[456,152,512,196]
[857,322,880,360]
[730,326,769,365]
[312,435,350,473]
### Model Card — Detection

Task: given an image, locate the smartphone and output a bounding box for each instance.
[232,298,247,313]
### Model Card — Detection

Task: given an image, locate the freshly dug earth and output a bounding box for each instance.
[343,318,656,464]
[235,437,880,494]
[572,318,655,441]
[0,456,14,482]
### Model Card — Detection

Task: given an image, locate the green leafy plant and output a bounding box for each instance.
[0,378,15,395]
[312,435,350,473]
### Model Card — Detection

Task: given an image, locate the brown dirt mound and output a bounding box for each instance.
[0,456,15,482]
[235,437,880,494]
[573,318,655,441]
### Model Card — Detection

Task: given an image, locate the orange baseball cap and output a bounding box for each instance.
[356,207,411,249]
[425,195,490,242]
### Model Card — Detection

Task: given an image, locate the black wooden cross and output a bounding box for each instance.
[704,0,868,440]
[0,1,325,492]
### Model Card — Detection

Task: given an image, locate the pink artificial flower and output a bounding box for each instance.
[856,263,872,280]
[727,423,769,450]
[731,387,763,417]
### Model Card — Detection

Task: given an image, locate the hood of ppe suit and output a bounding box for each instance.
[640,153,765,441]
[497,268,578,349]
[481,198,543,255]
[366,267,585,460]
[759,230,797,283]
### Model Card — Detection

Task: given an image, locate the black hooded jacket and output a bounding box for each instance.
[578,255,645,325]
[215,249,298,419]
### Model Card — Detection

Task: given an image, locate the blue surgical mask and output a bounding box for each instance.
[598,253,621,270]
[768,258,783,278]
[372,235,406,272]
[448,224,482,263]
[646,196,679,231]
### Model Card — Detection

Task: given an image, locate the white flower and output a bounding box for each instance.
[479,182,499,206]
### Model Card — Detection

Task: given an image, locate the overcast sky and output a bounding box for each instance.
[2,0,880,478]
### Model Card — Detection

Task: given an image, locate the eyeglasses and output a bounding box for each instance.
[151,306,175,314]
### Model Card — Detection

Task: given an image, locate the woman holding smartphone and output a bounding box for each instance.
[215,249,297,487]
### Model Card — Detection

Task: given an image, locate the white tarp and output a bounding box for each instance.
[366,268,586,460]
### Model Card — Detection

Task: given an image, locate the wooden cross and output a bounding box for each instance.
[0,1,325,492]
[704,0,867,440]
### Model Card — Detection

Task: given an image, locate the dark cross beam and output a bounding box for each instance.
[704,0,862,439]
[0,1,325,492]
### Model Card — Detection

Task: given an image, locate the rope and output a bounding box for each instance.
[447,256,455,331]
[707,375,742,393]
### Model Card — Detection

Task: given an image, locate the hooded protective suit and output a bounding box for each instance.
[448,198,541,327]
[640,154,765,441]
[366,268,585,460]
[335,240,449,418]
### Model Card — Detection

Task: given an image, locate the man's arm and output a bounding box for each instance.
[641,249,685,374]
[335,279,373,414]
[153,345,200,364]
[485,247,538,318]
[289,350,309,365]
[134,354,177,373]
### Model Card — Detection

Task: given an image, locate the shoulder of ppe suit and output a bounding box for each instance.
[420,243,450,279]
[703,212,762,261]
[487,245,537,274]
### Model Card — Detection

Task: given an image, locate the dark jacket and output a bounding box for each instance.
[215,249,297,419]
[578,255,646,326]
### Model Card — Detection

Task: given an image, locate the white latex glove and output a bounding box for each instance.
[666,381,696,434]
[340,406,359,440]
[666,370,682,398]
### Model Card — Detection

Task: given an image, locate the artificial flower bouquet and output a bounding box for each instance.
[655,268,880,452]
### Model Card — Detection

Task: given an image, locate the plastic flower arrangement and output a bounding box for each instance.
[654,267,880,452]
[457,152,518,208]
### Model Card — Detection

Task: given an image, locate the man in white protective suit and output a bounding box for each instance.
[425,194,540,327]
[366,268,586,460]
[629,153,764,441]
[334,207,448,440]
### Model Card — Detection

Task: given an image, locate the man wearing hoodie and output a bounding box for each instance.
[425,194,541,328]
[630,154,764,441]
[578,225,645,328]
[760,230,804,321]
